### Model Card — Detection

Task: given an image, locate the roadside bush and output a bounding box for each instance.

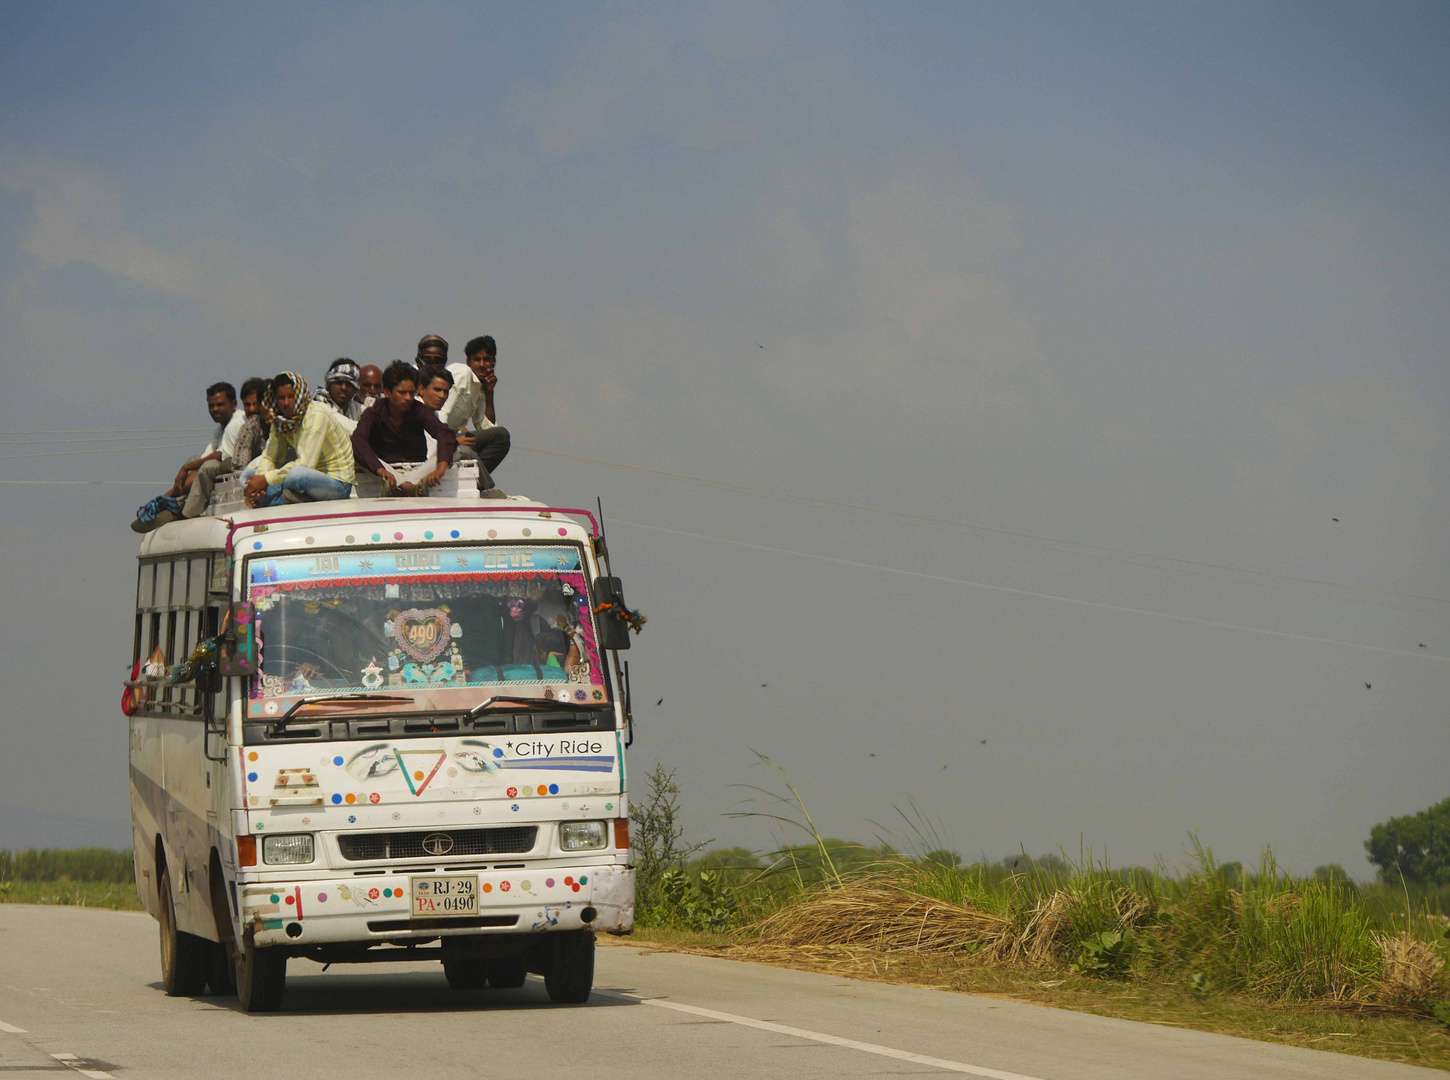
[0,848,133,884]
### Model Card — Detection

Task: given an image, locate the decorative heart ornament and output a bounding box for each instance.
[392,607,452,662]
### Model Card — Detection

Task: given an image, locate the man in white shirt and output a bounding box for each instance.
[438,335,511,493]
[132,381,245,531]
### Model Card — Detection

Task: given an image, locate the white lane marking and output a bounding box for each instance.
[52,1053,116,1079]
[0,1018,26,1033]
[599,993,1049,1080]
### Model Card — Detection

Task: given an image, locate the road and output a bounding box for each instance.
[0,905,1438,1079]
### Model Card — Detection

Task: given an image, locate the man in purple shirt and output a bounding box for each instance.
[351,361,458,495]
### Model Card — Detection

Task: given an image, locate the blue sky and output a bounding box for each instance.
[1,2,1447,872]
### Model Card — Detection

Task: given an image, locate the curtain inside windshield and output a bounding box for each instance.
[245,546,605,701]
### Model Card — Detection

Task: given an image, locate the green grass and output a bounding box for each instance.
[0,879,143,910]
[0,848,141,910]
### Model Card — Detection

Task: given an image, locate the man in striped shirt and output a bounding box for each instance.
[240,371,355,507]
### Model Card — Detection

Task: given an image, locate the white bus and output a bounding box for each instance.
[127,496,638,1011]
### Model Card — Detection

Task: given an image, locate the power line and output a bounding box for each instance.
[0,428,210,435]
[515,444,1450,609]
[613,518,1446,662]
[0,444,208,461]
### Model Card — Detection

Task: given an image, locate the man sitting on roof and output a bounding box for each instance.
[439,335,510,496]
[131,381,245,532]
[351,360,457,496]
[240,371,355,507]
[312,358,364,432]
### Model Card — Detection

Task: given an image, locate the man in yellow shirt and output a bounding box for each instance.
[240,371,355,507]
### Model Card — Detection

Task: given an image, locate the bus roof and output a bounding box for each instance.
[136,496,598,559]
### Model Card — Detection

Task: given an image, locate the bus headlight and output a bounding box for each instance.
[559,821,607,851]
[262,834,315,864]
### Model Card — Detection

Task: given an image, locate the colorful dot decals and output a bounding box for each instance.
[522,528,532,537]
[248,752,259,762]
[558,527,567,536]
[506,786,518,798]
[317,892,328,903]
[511,804,520,812]
[344,535,355,544]
[368,888,380,900]
[383,888,394,898]
[247,772,258,782]
[270,893,280,904]
[304,536,314,545]
[332,793,343,804]
[284,895,295,906]
[253,541,263,550]
[424,530,434,540]
[500,881,511,892]
[413,770,425,781]
[345,794,356,805]
[548,783,559,794]
[333,755,344,766]
[521,880,531,890]
[545,878,555,888]
[256,823,265,830]
[482,883,493,893]
[493,748,504,758]
[580,876,588,885]
[487,529,497,538]
[450,529,460,538]
[394,531,404,540]
[372,533,381,542]
[537,785,547,796]
[347,814,356,823]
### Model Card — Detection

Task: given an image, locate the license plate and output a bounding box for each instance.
[410,875,478,918]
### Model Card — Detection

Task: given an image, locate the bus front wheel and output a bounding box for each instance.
[236,937,286,1012]
[544,931,594,1004]
[158,866,210,997]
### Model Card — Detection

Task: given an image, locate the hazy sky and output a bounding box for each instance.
[2,2,1447,875]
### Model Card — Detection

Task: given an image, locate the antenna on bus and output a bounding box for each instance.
[595,495,612,575]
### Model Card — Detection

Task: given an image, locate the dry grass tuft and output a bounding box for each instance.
[1375,932,1445,1005]
[749,875,1010,956]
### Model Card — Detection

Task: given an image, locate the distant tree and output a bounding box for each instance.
[1365,798,1450,886]
[1313,864,1358,890]
[693,847,761,870]
[922,849,961,870]
[1216,861,1244,884]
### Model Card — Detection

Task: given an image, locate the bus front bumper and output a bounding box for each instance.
[240,864,634,948]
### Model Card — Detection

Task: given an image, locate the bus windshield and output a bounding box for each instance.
[244,544,608,717]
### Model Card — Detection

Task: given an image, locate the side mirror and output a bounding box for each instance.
[591,576,632,651]
[218,602,260,676]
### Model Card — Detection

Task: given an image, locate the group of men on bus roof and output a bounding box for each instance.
[131,334,511,532]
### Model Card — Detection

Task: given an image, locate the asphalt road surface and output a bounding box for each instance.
[0,905,1438,1079]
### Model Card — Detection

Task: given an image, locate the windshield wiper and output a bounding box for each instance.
[267,693,412,734]
[464,695,609,721]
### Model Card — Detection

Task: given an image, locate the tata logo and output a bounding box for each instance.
[421,833,454,856]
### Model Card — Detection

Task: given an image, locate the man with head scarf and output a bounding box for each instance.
[313,358,365,432]
[240,371,356,507]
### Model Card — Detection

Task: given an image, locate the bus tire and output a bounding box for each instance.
[158,866,210,997]
[544,931,594,1004]
[487,955,527,988]
[236,938,286,1012]
[442,957,489,990]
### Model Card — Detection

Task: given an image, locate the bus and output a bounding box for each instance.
[126,496,638,1011]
